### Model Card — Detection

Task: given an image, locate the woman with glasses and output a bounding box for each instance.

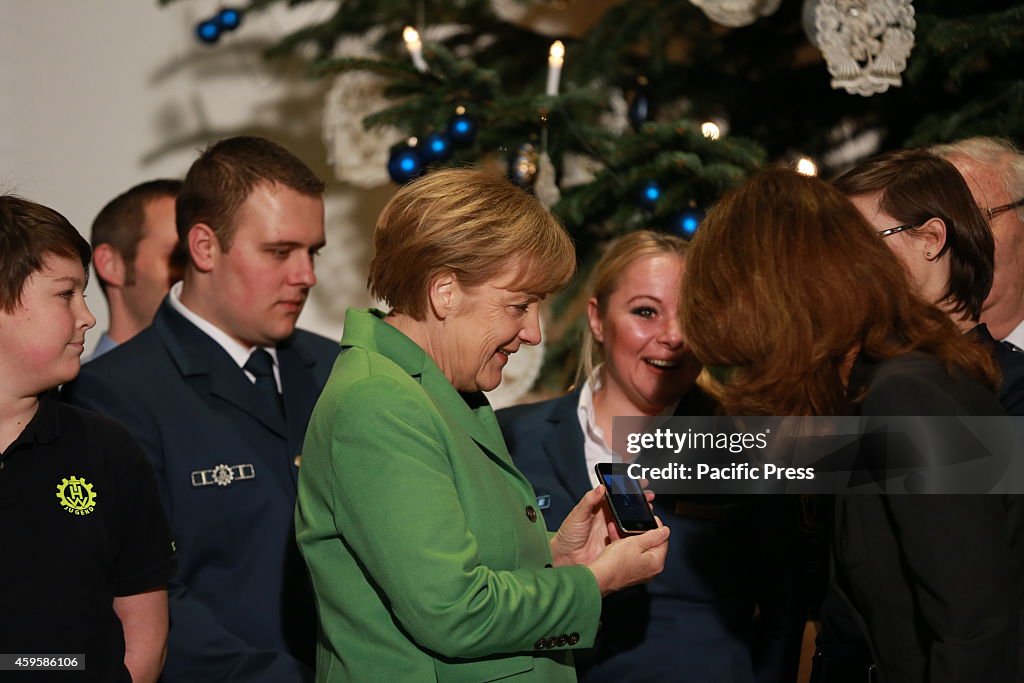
[681,168,1022,683]
[835,148,1024,415]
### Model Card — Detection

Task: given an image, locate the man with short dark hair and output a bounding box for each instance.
[89,179,184,359]
[65,137,339,682]
[1,194,176,683]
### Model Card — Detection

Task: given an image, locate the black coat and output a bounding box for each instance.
[819,351,1024,683]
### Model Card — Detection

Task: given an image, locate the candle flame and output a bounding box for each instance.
[796,157,818,176]
[548,40,565,66]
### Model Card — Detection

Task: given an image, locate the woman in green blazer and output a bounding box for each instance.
[296,168,670,682]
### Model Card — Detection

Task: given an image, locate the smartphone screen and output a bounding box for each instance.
[594,463,658,534]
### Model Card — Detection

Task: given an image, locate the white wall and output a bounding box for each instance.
[0,0,389,354]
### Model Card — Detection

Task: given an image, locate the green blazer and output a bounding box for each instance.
[296,309,601,682]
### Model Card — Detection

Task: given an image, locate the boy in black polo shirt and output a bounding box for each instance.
[0,195,176,681]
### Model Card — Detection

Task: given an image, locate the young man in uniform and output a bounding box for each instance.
[64,137,339,682]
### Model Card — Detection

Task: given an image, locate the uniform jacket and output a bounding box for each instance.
[63,298,339,682]
[497,389,806,683]
[295,309,602,682]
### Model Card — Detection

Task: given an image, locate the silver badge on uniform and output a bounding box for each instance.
[191,463,256,487]
[536,494,551,510]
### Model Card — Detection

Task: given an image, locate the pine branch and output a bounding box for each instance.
[909,7,1024,87]
[907,81,1024,146]
[312,55,421,80]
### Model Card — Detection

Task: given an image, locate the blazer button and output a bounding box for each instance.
[568,632,580,645]
[557,634,568,646]
[525,506,538,523]
[534,638,546,650]
[546,637,558,649]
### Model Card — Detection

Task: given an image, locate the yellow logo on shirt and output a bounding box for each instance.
[56,476,97,515]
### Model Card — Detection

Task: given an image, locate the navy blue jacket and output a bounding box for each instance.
[63,299,338,682]
[497,389,805,683]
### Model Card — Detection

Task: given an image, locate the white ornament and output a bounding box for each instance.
[822,120,883,168]
[322,30,404,188]
[535,151,562,208]
[323,72,405,188]
[802,0,823,46]
[561,152,604,189]
[600,88,630,137]
[689,0,782,27]
[815,0,915,96]
[485,326,547,409]
[422,24,472,45]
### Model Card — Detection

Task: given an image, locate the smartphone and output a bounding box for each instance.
[594,463,658,535]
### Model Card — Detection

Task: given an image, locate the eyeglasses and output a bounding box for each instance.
[877,223,920,238]
[984,198,1024,221]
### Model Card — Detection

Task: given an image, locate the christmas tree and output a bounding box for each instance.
[168,0,1024,390]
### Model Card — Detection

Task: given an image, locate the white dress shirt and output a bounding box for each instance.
[1003,318,1024,352]
[576,368,679,488]
[168,282,282,392]
[577,375,616,489]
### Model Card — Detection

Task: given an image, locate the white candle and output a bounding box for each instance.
[546,40,565,96]
[403,26,428,73]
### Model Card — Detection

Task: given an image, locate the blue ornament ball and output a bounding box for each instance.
[637,180,662,208]
[217,7,243,31]
[447,112,478,146]
[387,143,424,184]
[669,209,704,238]
[420,132,453,163]
[195,19,221,44]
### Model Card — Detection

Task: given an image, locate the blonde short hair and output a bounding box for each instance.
[369,167,577,319]
[577,230,689,385]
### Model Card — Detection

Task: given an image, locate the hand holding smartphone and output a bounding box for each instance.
[594,463,658,535]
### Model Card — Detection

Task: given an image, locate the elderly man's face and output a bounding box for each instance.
[949,155,1024,320]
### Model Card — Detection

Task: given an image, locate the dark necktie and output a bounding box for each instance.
[245,348,283,417]
[1005,342,1023,353]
